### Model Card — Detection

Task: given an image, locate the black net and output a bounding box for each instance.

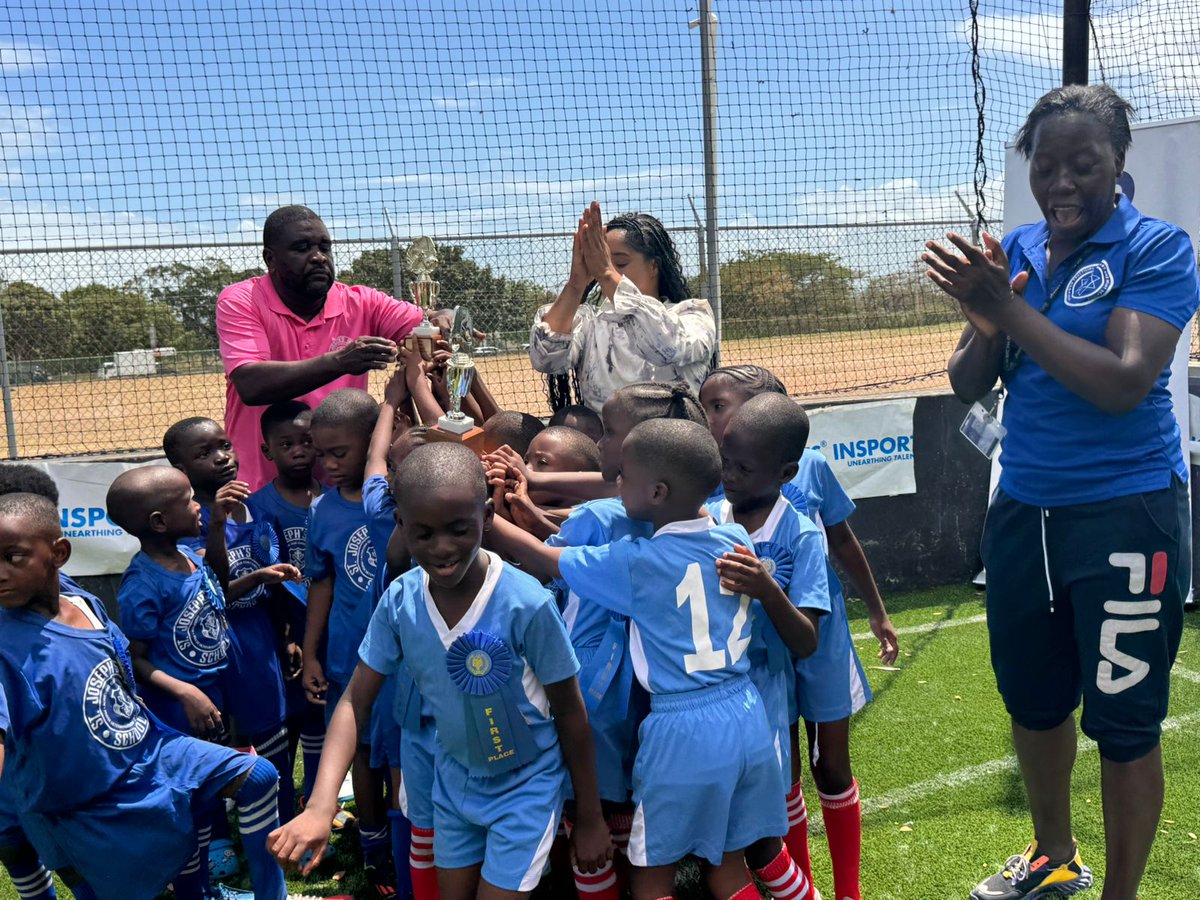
[0,1,1196,457]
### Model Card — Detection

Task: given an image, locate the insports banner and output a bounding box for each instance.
[34,458,169,576]
[806,397,917,499]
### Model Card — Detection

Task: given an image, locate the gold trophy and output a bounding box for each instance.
[427,304,485,453]
[404,236,441,359]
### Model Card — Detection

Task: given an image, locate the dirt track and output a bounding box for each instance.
[5,325,963,459]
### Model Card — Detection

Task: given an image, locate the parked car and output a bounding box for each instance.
[474,345,500,357]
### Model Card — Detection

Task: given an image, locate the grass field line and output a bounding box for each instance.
[850,612,987,643]
[807,708,1200,835]
[1170,662,1200,684]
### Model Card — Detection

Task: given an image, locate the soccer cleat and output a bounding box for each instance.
[969,841,1093,899]
[365,863,399,897]
[207,837,241,880]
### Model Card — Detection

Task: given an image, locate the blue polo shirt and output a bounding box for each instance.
[999,197,1199,507]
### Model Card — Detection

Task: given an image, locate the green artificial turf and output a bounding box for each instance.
[7,584,1200,898]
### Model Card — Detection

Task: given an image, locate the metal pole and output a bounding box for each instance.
[383,208,404,299]
[0,299,19,458]
[693,1,721,363]
[1063,0,1090,85]
[687,195,707,299]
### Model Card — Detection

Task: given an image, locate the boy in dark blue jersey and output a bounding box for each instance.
[0,463,86,900]
[301,388,394,892]
[2,484,292,900]
[165,417,303,828]
[246,401,329,810]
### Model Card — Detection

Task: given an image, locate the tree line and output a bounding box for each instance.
[0,246,953,367]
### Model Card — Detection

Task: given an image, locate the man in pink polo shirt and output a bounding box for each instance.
[216,206,424,489]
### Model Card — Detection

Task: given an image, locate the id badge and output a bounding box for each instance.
[960,401,1006,459]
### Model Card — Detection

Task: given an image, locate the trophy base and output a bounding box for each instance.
[427,420,486,455]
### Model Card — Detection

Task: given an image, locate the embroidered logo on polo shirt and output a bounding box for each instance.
[1065,260,1115,307]
[329,335,352,351]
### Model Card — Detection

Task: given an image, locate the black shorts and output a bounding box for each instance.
[982,478,1189,762]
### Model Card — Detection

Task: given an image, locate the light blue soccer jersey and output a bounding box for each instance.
[546,498,652,649]
[707,493,831,673]
[791,448,855,530]
[558,518,756,694]
[117,546,230,684]
[306,488,378,683]
[359,551,579,777]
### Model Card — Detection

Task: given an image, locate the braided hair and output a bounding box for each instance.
[612,381,708,428]
[545,212,690,412]
[703,364,788,398]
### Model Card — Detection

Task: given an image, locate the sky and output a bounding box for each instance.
[2,0,1199,290]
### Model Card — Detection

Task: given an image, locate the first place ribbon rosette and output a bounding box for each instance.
[446,630,537,774]
[753,541,796,673]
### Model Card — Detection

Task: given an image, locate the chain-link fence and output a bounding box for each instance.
[1,1,1198,458]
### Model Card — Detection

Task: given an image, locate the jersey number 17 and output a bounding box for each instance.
[676,562,752,674]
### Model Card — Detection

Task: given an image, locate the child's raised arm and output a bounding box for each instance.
[486,515,566,582]
[717,545,820,659]
[367,368,408,481]
[268,661,384,874]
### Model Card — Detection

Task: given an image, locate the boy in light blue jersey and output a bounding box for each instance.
[493,418,805,900]
[707,392,830,900]
[245,400,328,810]
[490,380,711,899]
[301,388,395,892]
[702,364,897,900]
[269,442,612,898]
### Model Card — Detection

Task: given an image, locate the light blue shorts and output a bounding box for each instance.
[398,719,437,830]
[628,674,788,867]
[749,661,794,778]
[794,589,871,723]
[432,748,565,891]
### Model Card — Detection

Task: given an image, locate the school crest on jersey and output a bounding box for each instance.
[173,588,229,667]
[83,657,151,750]
[1064,260,1115,307]
[343,525,377,591]
[282,526,307,579]
[227,543,264,609]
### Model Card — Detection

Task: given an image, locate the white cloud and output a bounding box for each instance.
[465,76,515,89]
[0,41,55,73]
[0,104,56,152]
[431,96,482,111]
[794,176,1002,227]
[236,193,310,209]
[957,0,1200,97]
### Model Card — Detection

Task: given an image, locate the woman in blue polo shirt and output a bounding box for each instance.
[923,84,1198,900]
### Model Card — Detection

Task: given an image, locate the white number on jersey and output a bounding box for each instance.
[675,562,752,674]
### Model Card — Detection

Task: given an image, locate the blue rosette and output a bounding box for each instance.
[253,520,282,566]
[754,541,795,591]
[781,482,809,515]
[446,630,513,696]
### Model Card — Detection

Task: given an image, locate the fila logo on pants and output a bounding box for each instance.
[1099,552,1167,695]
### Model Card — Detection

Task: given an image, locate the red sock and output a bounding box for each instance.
[820,779,862,900]
[728,883,762,900]
[409,826,439,900]
[753,845,811,899]
[573,859,620,899]
[607,810,633,856]
[784,781,814,888]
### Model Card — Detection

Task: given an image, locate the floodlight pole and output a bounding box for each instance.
[692,1,721,363]
[1063,0,1090,85]
[0,299,18,458]
[383,208,404,300]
